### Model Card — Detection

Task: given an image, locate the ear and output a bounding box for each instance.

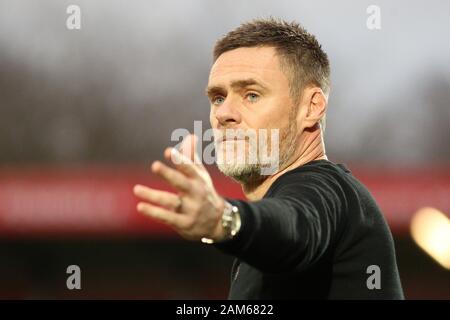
[301,87,327,129]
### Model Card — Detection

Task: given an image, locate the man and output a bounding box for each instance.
[133,18,404,299]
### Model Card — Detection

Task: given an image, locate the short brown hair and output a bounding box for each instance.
[213,18,330,128]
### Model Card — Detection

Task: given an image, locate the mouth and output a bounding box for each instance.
[216,137,247,143]
[214,129,253,144]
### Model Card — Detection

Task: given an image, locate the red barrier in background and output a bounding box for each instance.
[0,165,449,238]
[0,166,244,238]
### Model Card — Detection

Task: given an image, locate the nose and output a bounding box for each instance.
[214,96,242,128]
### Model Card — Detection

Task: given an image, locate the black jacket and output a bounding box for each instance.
[215,160,404,299]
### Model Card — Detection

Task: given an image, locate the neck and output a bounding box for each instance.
[242,127,327,201]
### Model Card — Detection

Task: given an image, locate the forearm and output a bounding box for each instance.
[214,196,339,273]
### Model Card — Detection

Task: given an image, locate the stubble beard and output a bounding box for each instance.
[214,112,298,184]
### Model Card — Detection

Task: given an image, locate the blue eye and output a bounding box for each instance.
[213,96,225,105]
[246,93,260,102]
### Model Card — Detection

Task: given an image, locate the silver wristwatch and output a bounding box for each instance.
[201,201,241,244]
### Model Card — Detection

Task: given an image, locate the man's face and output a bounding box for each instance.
[207,46,299,182]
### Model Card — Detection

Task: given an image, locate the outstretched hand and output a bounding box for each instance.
[133,134,226,241]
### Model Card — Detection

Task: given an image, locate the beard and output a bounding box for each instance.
[214,113,298,184]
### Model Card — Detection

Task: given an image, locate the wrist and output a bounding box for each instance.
[202,201,241,244]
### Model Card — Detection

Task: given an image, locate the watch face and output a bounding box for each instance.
[231,206,241,237]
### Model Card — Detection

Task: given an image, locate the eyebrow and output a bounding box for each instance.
[205,78,269,97]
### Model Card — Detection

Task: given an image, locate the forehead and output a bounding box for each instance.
[208,47,286,86]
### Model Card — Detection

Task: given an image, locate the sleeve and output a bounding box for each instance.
[213,172,347,274]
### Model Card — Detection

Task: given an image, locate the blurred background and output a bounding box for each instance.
[0,0,449,299]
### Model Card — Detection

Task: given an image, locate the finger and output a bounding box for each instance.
[151,161,192,193]
[173,133,195,162]
[192,148,206,170]
[137,202,190,228]
[133,184,180,210]
[171,134,207,175]
[164,147,201,179]
[180,134,205,168]
[181,135,211,183]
